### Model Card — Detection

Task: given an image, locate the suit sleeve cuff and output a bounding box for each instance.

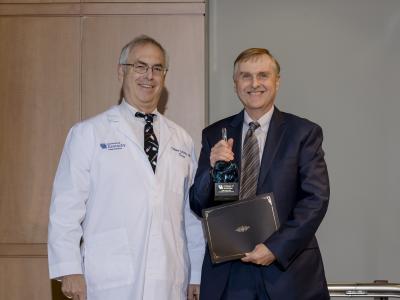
[264,241,290,270]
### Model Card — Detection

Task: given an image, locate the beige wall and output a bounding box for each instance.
[0,1,205,299]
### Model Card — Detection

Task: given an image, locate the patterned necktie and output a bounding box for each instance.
[239,121,260,200]
[135,112,159,173]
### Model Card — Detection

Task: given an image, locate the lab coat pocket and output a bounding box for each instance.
[168,152,190,194]
[84,228,135,291]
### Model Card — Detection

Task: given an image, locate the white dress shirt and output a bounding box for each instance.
[120,99,160,147]
[241,106,274,161]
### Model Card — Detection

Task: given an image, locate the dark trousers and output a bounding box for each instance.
[221,261,270,300]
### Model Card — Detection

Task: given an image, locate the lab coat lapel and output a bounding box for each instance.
[157,115,173,161]
[107,105,142,150]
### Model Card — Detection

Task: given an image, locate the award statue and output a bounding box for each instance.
[212,128,239,201]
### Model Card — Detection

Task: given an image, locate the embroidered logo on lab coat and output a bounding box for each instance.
[100,142,126,150]
[171,146,190,158]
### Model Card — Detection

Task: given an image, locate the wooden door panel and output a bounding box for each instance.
[0,257,52,300]
[0,17,81,243]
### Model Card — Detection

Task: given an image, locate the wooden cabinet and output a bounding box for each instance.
[0,2,205,299]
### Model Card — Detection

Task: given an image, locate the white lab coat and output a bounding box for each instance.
[48,103,205,300]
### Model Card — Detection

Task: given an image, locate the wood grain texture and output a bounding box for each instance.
[80,3,205,14]
[0,3,205,300]
[0,2,205,15]
[0,17,81,243]
[0,257,55,300]
[0,0,203,3]
[0,0,78,4]
[0,243,47,257]
[0,4,80,15]
[82,0,204,2]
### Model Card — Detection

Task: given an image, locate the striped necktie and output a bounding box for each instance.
[239,121,260,200]
[135,112,159,173]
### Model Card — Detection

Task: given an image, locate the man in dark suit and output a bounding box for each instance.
[190,48,330,300]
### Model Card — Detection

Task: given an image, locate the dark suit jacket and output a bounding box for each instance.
[190,107,330,300]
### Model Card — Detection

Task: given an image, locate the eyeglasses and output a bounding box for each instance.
[121,62,167,76]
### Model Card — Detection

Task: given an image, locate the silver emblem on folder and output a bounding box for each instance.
[235,225,250,233]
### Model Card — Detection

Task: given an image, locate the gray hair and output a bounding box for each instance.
[119,35,169,69]
[233,48,280,78]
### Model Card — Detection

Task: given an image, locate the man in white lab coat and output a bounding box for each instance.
[48,35,204,300]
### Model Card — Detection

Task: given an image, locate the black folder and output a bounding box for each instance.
[202,193,280,263]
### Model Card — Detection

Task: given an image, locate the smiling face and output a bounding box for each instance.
[234,54,280,120]
[118,43,166,113]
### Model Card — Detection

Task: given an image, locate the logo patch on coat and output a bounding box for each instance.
[100,142,126,150]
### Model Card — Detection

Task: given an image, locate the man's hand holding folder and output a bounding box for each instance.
[241,243,276,266]
[202,193,280,264]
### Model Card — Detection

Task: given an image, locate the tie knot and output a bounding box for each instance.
[248,121,260,133]
[135,112,156,124]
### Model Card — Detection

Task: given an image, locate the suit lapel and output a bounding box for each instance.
[229,111,244,173]
[258,107,287,189]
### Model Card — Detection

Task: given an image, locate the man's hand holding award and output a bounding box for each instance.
[203,128,280,263]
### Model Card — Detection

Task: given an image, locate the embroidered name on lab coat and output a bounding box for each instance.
[171,146,190,158]
[100,142,126,150]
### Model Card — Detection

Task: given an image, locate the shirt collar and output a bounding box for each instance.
[243,106,274,132]
[120,99,159,120]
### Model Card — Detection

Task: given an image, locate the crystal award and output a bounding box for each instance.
[212,128,239,201]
